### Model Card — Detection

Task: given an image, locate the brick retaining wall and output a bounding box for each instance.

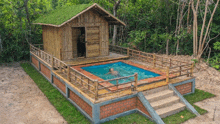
[32,56,39,69]
[175,82,192,95]
[100,97,151,119]
[53,76,66,94]
[69,90,93,118]
[40,63,51,79]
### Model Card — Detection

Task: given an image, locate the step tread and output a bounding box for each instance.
[156,103,185,115]
[145,90,173,100]
[151,96,179,108]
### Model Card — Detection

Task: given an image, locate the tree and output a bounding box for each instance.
[191,0,220,60]
[112,0,121,45]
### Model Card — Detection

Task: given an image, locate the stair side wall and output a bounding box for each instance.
[172,78,195,95]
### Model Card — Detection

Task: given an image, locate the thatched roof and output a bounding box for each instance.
[33,3,126,27]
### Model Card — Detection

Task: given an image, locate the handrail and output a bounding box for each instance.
[98,74,135,83]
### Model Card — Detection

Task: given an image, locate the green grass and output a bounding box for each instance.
[21,62,215,124]
[34,3,93,25]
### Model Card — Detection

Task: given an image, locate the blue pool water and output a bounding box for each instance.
[81,62,160,85]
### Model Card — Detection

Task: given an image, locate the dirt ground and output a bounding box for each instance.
[0,62,67,124]
[0,55,220,124]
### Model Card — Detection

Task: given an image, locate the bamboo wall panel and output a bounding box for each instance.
[86,26,100,57]
[43,26,61,59]
[72,27,81,58]
[61,25,73,60]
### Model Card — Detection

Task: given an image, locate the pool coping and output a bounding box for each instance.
[72,60,175,91]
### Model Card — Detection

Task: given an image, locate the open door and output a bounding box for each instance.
[85,26,100,58]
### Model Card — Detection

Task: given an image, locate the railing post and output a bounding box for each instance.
[153,54,156,68]
[166,66,170,84]
[51,56,54,70]
[134,73,138,91]
[67,66,70,82]
[190,62,194,77]
[95,80,98,100]
[88,80,90,90]
[127,48,129,56]
[179,62,182,76]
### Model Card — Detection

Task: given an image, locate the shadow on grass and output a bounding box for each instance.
[21,62,215,124]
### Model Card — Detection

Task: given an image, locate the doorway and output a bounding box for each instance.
[72,27,86,58]
[77,27,86,57]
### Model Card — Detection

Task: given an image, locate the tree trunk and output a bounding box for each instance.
[166,39,169,55]
[112,0,121,45]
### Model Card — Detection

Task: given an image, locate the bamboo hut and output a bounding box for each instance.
[33,3,126,60]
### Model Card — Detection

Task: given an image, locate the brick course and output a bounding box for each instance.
[175,82,192,95]
[40,63,51,79]
[53,76,66,94]
[69,90,93,117]
[100,97,151,119]
[32,56,39,69]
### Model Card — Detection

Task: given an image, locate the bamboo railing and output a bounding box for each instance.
[30,44,194,101]
[109,45,194,84]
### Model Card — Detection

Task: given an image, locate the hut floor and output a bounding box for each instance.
[64,52,128,66]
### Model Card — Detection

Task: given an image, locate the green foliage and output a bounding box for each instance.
[209,41,220,70]
[191,59,198,64]
[34,3,93,25]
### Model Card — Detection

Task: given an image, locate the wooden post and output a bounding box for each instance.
[127,48,129,56]
[95,80,98,100]
[88,80,90,90]
[190,62,194,77]
[162,57,163,67]
[51,56,54,70]
[166,66,169,84]
[179,62,182,76]
[153,54,156,68]
[59,62,62,72]
[134,73,138,91]
[67,66,70,82]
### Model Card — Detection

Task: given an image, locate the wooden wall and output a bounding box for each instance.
[42,26,62,59]
[42,9,109,60]
[68,9,109,58]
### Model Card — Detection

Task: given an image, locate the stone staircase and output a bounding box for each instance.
[143,85,186,118]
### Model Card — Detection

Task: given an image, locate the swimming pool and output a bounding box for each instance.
[81,62,160,85]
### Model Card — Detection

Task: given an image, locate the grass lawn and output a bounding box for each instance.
[21,62,215,124]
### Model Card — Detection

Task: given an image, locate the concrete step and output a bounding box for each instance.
[151,96,180,110]
[142,85,168,96]
[156,103,186,118]
[145,90,174,102]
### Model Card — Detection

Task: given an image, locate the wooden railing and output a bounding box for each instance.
[30,44,52,65]
[97,73,137,100]
[109,45,194,83]
[30,44,194,101]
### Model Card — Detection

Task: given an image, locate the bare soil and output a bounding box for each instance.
[0,55,220,123]
[0,62,67,124]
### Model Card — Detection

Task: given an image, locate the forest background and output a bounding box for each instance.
[0,0,219,71]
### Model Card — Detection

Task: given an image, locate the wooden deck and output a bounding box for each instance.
[64,52,129,66]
